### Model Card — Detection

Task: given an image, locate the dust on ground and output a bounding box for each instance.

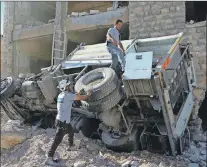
[1,120,206,167]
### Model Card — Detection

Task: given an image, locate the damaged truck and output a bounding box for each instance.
[1,33,198,156]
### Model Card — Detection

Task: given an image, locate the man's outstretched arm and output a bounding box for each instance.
[74,90,91,101]
[119,42,125,54]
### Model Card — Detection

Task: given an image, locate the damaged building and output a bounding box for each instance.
[1,1,206,95]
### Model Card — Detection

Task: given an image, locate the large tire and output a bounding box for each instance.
[1,77,16,101]
[75,68,118,102]
[101,127,140,153]
[1,100,26,120]
[79,118,101,139]
[88,86,123,113]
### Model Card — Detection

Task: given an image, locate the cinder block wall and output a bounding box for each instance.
[129,1,206,92]
[129,1,185,38]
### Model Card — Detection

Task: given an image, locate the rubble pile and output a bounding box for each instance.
[1,120,206,167]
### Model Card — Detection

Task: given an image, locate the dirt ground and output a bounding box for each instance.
[1,119,206,167]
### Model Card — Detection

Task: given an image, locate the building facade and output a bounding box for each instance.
[1,1,206,92]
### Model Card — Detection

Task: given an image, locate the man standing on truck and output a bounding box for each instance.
[45,81,91,166]
[106,19,126,75]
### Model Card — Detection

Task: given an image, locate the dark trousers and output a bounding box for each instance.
[48,120,74,157]
[107,43,125,78]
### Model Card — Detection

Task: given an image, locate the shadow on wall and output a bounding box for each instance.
[29,58,51,74]
[198,91,207,131]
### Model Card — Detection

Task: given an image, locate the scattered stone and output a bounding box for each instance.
[189,145,199,155]
[199,142,206,149]
[183,152,191,158]
[158,162,166,167]
[131,160,139,167]
[200,150,206,155]
[190,20,194,24]
[199,155,206,161]
[26,73,35,78]
[192,133,206,142]
[122,160,131,167]
[48,19,55,23]
[74,139,81,149]
[188,163,199,167]
[199,160,207,167]
[73,160,86,167]
[18,73,26,79]
[189,155,199,163]
[87,142,102,151]
[121,160,139,167]
[90,10,100,15]
[71,12,79,17]
[139,162,158,167]
[107,7,113,11]
[79,12,88,16]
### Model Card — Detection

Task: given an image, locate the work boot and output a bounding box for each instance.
[44,157,61,166]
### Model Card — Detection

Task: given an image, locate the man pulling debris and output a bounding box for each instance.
[45,80,91,166]
[106,19,125,76]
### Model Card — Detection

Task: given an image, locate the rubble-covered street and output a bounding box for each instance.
[1,119,206,167]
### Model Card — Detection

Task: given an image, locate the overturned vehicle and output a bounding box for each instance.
[1,33,198,155]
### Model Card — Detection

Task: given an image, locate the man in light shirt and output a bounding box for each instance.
[106,19,125,75]
[45,81,91,166]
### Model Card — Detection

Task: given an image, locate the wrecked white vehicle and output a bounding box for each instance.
[1,33,198,155]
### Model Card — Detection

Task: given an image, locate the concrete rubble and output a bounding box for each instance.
[0,117,206,167]
[89,10,100,15]
[71,12,79,17]
[107,7,113,11]
[70,9,101,18]
[79,12,89,16]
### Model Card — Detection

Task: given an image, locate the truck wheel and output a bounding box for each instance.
[79,118,101,139]
[1,77,16,101]
[1,100,26,120]
[101,127,140,153]
[75,68,118,102]
[88,86,123,113]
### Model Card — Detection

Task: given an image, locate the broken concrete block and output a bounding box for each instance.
[74,139,81,148]
[79,12,88,16]
[188,163,199,167]
[87,142,102,151]
[26,73,35,78]
[199,154,206,161]
[121,160,131,167]
[200,150,206,155]
[192,133,206,142]
[74,160,86,167]
[189,155,199,163]
[71,12,79,17]
[190,20,195,24]
[121,160,139,167]
[18,73,26,79]
[48,19,55,23]
[90,10,100,15]
[107,7,113,11]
